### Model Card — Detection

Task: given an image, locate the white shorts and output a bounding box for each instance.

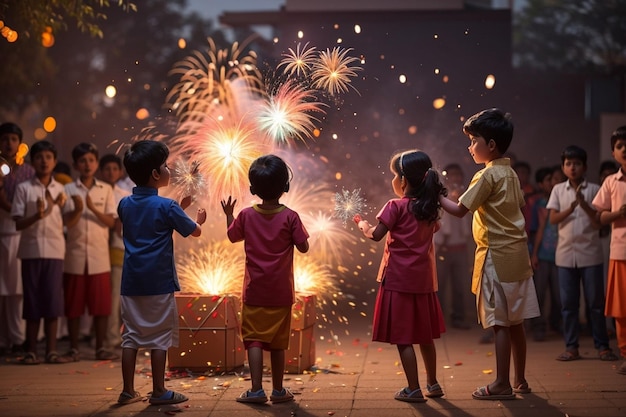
[477,251,540,328]
[121,293,179,350]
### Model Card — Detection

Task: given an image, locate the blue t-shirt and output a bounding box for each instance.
[118,187,197,296]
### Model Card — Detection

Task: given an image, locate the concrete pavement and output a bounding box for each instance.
[0,322,624,417]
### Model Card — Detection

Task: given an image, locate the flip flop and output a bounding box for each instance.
[148,390,188,405]
[45,351,69,364]
[424,383,444,398]
[20,352,40,365]
[472,385,516,400]
[117,391,144,404]
[394,387,427,403]
[236,389,268,404]
[556,351,581,361]
[513,383,532,394]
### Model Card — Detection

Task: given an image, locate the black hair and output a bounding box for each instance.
[249,154,290,200]
[599,160,618,175]
[463,108,513,154]
[534,166,552,184]
[0,122,23,142]
[71,142,99,162]
[561,145,587,166]
[54,161,72,176]
[99,153,123,171]
[30,140,57,161]
[123,140,169,186]
[610,125,626,150]
[391,149,447,223]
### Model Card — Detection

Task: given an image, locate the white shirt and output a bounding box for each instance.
[546,179,603,268]
[592,170,626,261]
[11,177,68,260]
[64,178,116,274]
[110,184,130,250]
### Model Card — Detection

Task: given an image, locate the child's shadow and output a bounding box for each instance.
[501,393,566,417]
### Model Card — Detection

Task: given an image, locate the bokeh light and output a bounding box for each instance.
[43,116,56,132]
[105,85,117,98]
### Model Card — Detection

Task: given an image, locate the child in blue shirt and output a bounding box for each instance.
[116,140,206,405]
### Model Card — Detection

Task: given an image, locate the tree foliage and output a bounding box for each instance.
[513,0,626,74]
[0,0,234,148]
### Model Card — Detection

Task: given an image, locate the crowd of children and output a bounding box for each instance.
[0,113,624,408]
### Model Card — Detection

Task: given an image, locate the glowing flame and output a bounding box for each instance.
[177,242,244,295]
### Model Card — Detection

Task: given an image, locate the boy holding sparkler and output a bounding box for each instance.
[438,108,540,399]
[116,140,205,405]
[221,154,309,404]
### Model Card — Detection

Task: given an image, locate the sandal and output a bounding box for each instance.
[96,348,119,361]
[20,352,40,365]
[149,390,188,405]
[394,387,427,403]
[270,388,294,403]
[45,351,69,364]
[63,348,80,362]
[424,382,444,398]
[118,391,144,404]
[472,385,515,400]
[513,382,532,394]
[236,389,268,404]
[556,350,581,361]
[598,349,619,361]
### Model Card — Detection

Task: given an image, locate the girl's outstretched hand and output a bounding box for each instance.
[220,196,236,216]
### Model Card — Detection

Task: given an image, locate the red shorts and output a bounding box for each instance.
[64,272,112,318]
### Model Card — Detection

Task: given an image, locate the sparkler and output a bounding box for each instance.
[311,47,362,96]
[334,188,367,225]
[278,42,317,77]
[257,81,326,146]
[170,159,206,198]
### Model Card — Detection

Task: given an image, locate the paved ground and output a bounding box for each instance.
[0,323,624,417]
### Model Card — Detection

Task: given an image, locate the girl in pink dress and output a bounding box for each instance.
[356,149,446,402]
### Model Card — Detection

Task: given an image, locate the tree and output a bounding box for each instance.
[0,0,136,113]
[513,0,626,75]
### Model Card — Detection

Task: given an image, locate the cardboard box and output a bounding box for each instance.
[285,325,316,374]
[291,293,316,330]
[168,294,245,372]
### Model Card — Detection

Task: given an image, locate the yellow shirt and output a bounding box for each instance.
[459,158,533,293]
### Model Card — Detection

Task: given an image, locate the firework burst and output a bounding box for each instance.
[257,81,326,146]
[311,47,362,96]
[304,210,357,264]
[166,37,265,122]
[278,42,317,77]
[294,254,338,298]
[334,188,367,225]
[171,115,269,202]
[177,241,244,295]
